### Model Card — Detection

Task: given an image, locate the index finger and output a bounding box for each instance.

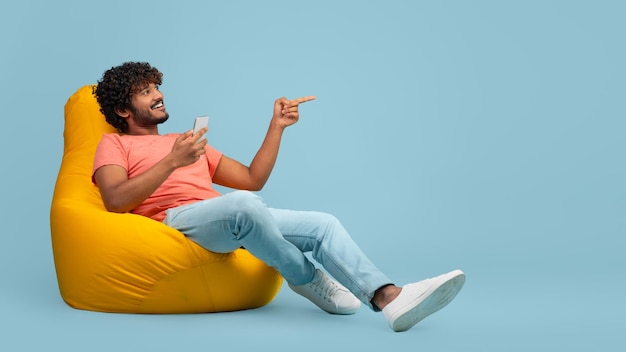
[192,127,208,141]
[179,129,194,140]
[290,96,316,105]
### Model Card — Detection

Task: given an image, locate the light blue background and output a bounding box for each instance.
[1,0,624,351]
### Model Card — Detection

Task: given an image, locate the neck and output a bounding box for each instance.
[126,125,160,135]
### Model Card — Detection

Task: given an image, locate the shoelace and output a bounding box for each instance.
[310,276,341,303]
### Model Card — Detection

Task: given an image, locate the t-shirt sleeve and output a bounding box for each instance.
[204,144,223,178]
[92,133,128,185]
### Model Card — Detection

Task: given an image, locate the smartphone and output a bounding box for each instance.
[193,116,209,135]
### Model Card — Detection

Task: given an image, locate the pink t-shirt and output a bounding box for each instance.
[92,133,223,222]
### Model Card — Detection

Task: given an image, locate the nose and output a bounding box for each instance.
[153,88,163,100]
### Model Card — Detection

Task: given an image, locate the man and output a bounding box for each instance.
[92,61,465,332]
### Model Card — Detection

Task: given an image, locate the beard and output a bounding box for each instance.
[130,104,169,126]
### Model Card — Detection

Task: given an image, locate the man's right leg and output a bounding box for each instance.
[162,190,317,286]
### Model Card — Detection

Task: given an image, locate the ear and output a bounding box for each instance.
[115,107,131,119]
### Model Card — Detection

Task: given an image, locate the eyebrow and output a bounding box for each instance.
[131,83,151,94]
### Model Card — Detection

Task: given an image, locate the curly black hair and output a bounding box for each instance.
[95,62,163,133]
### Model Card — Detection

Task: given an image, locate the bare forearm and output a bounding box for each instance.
[98,131,208,212]
[212,95,314,191]
[247,120,284,189]
[97,156,178,213]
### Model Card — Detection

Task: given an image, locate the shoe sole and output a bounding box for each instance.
[391,270,466,332]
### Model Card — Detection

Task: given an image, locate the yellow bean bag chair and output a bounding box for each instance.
[50,85,283,313]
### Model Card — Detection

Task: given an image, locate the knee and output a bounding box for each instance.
[312,212,343,234]
[226,191,268,218]
[227,190,262,203]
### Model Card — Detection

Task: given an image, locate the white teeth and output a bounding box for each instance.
[152,102,163,109]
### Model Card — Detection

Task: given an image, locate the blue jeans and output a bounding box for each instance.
[162,190,392,311]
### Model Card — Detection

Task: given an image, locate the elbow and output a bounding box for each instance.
[249,178,268,192]
[101,198,131,214]
[243,175,267,192]
[105,206,128,214]
[245,182,264,192]
[103,204,127,214]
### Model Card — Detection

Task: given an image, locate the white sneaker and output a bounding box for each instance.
[288,269,361,315]
[383,269,466,332]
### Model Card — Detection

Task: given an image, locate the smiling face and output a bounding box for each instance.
[95,62,165,133]
[126,83,170,130]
